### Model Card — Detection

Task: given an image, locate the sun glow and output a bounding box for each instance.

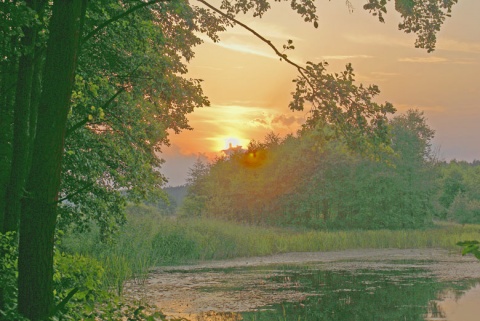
[211,136,249,153]
[223,137,241,150]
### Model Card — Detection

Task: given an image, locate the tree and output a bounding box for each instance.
[436,161,480,224]
[17,1,86,318]
[181,158,211,218]
[58,0,208,239]
[183,111,437,230]
[0,0,459,319]
[439,163,466,210]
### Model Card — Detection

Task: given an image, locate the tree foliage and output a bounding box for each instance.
[183,110,437,230]
[58,0,210,239]
[434,160,480,224]
[289,62,395,151]
[364,0,459,52]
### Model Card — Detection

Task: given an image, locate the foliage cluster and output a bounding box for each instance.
[0,232,164,321]
[0,232,24,320]
[364,0,458,52]
[457,240,480,260]
[433,160,480,224]
[182,110,436,230]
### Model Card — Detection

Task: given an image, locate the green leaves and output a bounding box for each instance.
[457,241,480,260]
[283,39,295,51]
[60,0,214,239]
[290,61,396,153]
[363,0,459,52]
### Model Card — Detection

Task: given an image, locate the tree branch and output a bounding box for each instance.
[49,288,79,317]
[196,0,313,88]
[66,86,125,137]
[56,182,94,204]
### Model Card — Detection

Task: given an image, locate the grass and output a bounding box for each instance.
[60,204,480,294]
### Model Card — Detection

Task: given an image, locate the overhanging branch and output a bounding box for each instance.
[196,0,314,89]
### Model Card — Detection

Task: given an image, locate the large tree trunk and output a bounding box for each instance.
[1,1,27,311]
[0,9,20,234]
[17,0,84,319]
[4,0,40,233]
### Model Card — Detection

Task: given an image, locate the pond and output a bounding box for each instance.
[124,249,480,321]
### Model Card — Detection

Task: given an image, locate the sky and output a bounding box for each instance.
[161,0,480,186]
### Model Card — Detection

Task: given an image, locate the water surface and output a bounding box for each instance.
[238,263,479,321]
[124,250,480,321]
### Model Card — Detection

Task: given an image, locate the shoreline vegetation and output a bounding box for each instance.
[61,205,480,294]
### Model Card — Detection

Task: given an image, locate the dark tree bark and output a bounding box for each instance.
[0,17,19,234]
[17,0,85,319]
[4,0,40,233]
[0,63,15,233]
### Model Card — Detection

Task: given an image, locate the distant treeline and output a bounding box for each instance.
[179,110,480,229]
[142,185,188,216]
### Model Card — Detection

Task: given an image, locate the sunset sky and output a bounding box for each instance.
[161,0,480,186]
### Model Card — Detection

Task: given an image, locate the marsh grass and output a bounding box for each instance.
[61,205,480,294]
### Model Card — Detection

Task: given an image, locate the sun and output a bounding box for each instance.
[212,136,249,153]
[223,137,241,150]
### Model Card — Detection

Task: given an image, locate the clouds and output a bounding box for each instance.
[197,20,303,61]
[437,38,480,54]
[272,114,301,127]
[249,112,304,129]
[394,103,447,114]
[162,103,304,160]
[343,33,480,55]
[398,56,448,63]
[344,33,412,48]
[213,40,278,60]
[219,20,303,42]
[251,117,269,126]
[397,56,477,65]
[319,54,373,60]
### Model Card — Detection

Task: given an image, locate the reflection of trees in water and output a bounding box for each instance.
[425,284,480,320]
[241,267,479,321]
[426,300,446,320]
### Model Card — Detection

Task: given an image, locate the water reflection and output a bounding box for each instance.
[159,262,480,321]
[236,266,480,321]
[426,285,480,321]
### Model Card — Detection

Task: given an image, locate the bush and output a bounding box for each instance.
[448,194,480,224]
[1,231,164,320]
[0,232,27,321]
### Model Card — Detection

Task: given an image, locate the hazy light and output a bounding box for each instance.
[223,137,241,150]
